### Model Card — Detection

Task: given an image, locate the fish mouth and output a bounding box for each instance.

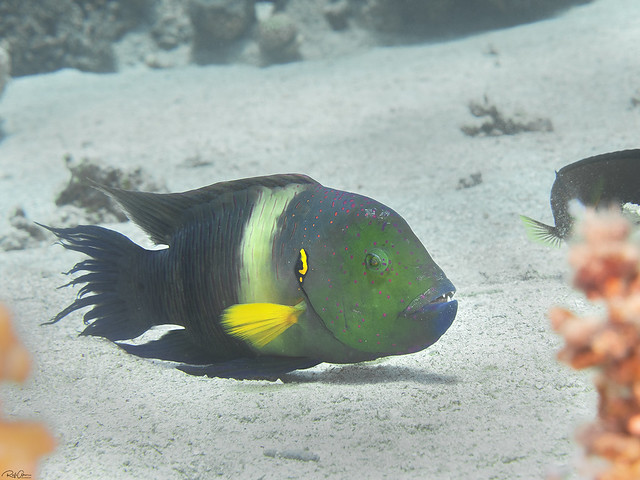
[402,281,457,316]
[400,280,457,348]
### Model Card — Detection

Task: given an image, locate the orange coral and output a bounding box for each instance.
[0,304,55,477]
[551,209,640,480]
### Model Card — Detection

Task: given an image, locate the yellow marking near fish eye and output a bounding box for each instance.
[298,248,308,281]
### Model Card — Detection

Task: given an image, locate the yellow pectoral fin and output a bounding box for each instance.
[221,301,306,348]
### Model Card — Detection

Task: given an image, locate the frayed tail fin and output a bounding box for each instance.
[41,224,159,341]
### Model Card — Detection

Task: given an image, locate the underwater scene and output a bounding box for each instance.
[0,0,639,478]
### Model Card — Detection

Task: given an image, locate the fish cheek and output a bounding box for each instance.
[301,250,412,354]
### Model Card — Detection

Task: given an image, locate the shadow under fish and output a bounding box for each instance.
[43,174,457,380]
[521,149,640,246]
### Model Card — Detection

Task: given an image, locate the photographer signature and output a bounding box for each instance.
[1,471,31,479]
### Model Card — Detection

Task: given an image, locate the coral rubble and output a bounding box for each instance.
[0,304,55,477]
[55,154,166,224]
[461,97,553,137]
[551,210,640,479]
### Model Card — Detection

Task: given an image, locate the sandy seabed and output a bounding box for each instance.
[1,0,640,478]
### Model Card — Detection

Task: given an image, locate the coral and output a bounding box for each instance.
[0,304,55,477]
[551,209,640,479]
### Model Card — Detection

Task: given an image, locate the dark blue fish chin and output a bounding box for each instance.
[427,298,458,338]
[401,280,457,349]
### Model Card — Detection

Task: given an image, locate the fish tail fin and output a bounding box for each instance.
[221,302,305,348]
[42,224,167,341]
[519,215,563,247]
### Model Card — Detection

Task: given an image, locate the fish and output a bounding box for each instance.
[521,149,640,247]
[43,174,457,379]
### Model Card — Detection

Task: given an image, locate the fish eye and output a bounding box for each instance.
[364,249,389,272]
[367,254,380,268]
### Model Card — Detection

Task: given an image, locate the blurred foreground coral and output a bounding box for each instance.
[551,209,640,480]
[0,304,55,477]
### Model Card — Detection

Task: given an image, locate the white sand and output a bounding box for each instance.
[1,0,639,478]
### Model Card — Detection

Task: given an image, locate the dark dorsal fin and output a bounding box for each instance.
[97,174,319,245]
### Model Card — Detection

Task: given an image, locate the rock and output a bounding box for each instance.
[189,0,254,62]
[0,0,149,76]
[0,0,594,75]
[323,1,351,31]
[258,13,301,65]
[0,44,9,141]
[0,44,9,99]
[151,0,193,50]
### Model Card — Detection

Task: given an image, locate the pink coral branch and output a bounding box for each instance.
[552,209,640,479]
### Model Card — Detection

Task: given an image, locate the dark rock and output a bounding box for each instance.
[189,0,255,63]
[323,1,350,31]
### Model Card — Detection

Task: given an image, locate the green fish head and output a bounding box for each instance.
[299,192,457,356]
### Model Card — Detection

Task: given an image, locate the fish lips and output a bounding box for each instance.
[400,280,457,344]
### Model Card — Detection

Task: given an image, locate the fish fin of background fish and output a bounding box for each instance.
[519,215,563,247]
[118,329,220,364]
[95,174,319,245]
[221,302,306,348]
[589,176,606,207]
[177,356,321,380]
[40,224,156,340]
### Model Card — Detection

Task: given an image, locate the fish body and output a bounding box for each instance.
[521,149,640,246]
[46,174,457,379]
